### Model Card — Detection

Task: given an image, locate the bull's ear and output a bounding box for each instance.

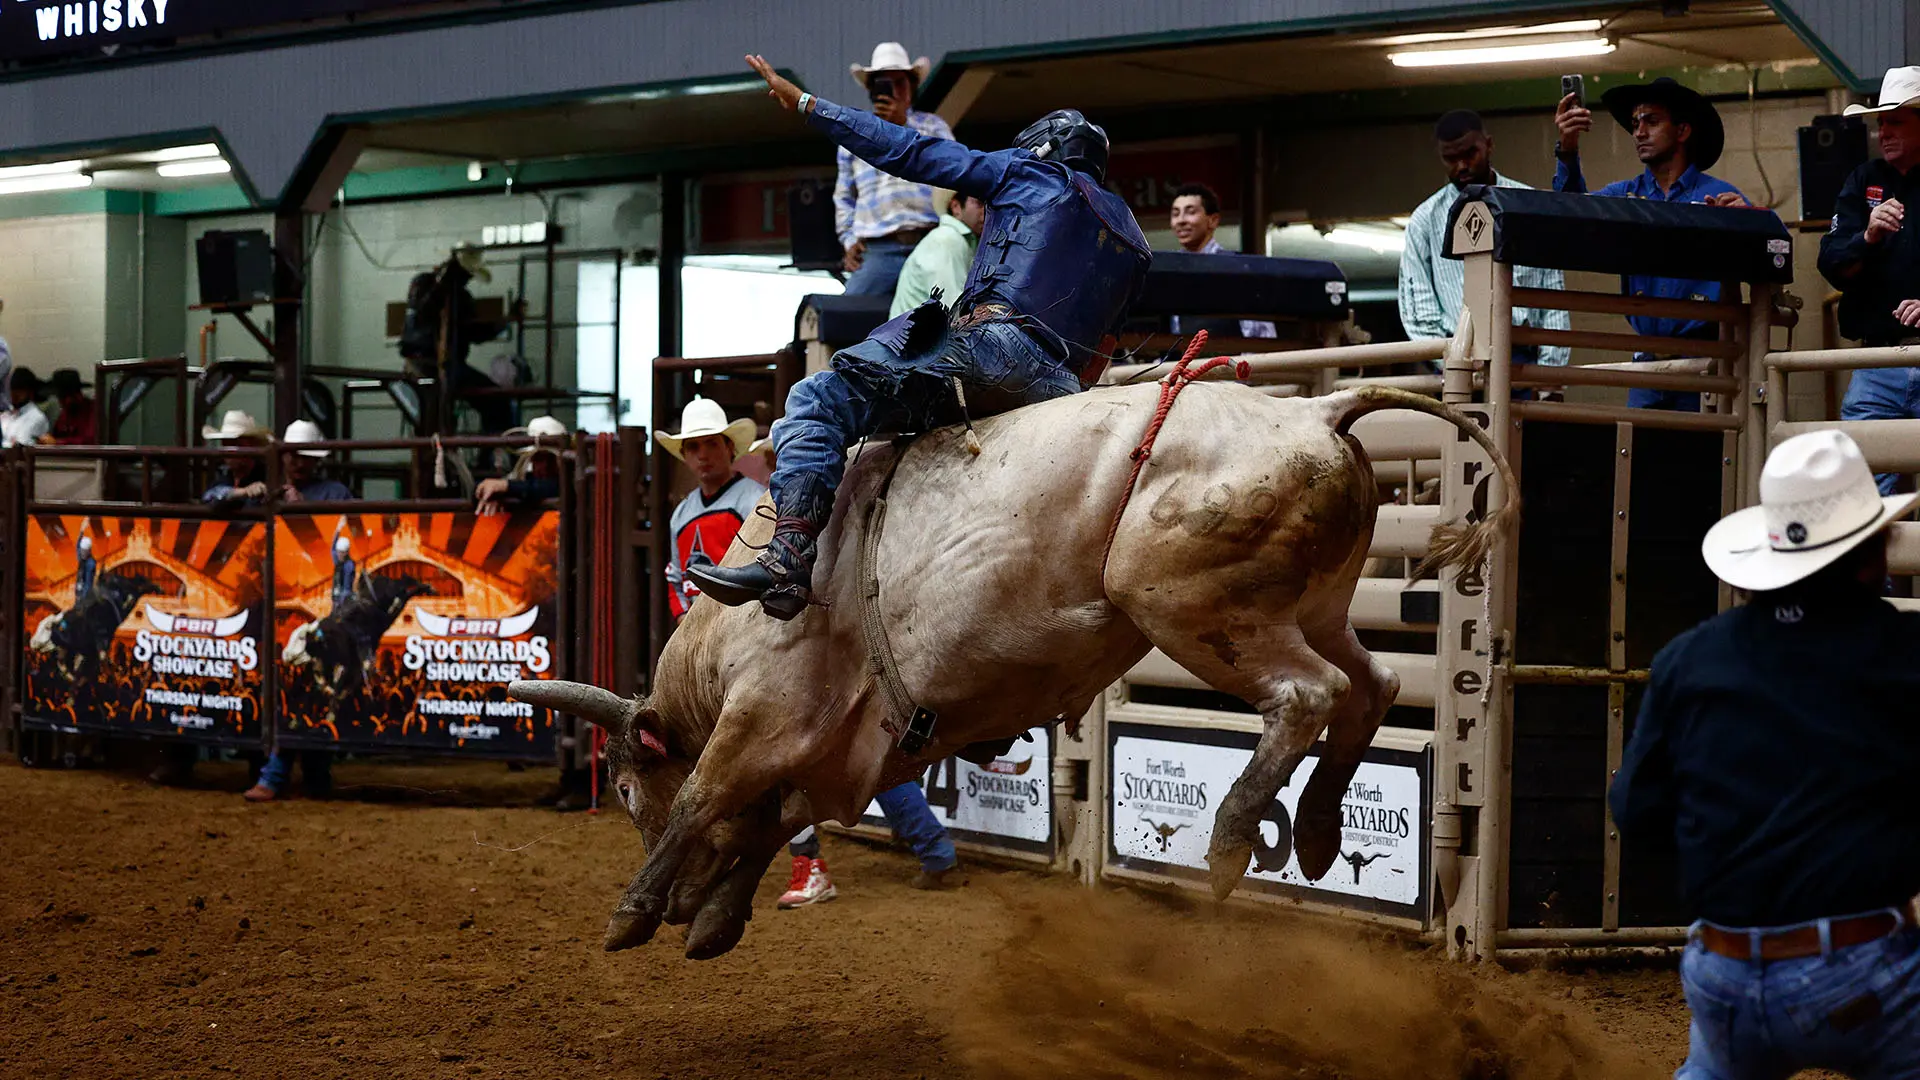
[631,701,669,758]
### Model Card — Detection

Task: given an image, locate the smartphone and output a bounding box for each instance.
[867,72,901,105]
[1561,73,1585,107]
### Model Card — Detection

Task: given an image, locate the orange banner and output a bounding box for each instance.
[22,514,267,743]
[272,509,560,757]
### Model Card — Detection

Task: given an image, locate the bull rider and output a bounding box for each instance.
[693,55,1152,618]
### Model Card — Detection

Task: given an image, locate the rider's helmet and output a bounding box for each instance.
[1012,109,1110,183]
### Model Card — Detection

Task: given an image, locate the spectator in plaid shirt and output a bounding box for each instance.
[835,42,955,297]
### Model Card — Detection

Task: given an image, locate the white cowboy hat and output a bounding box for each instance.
[506,415,570,479]
[1702,430,1918,591]
[851,42,930,88]
[283,419,330,458]
[201,409,268,441]
[1845,66,1920,115]
[654,398,755,461]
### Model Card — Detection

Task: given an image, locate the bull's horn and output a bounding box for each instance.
[508,679,632,731]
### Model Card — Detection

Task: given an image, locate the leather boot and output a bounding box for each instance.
[688,523,819,621]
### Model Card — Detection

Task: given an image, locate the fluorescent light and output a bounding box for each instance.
[0,158,85,180]
[1324,227,1406,253]
[145,143,222,162]
[157,159,232,178]
[1390,38,1615,68]
[1376,19,1604,46]
[0,173,94,196]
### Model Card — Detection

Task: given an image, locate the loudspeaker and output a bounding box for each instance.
[195,229,275,307]
[787,180,842,273]
[1799,115,1869,222]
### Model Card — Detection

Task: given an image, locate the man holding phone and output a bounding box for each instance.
[834,42,955,297]
[1553,76,1760,411]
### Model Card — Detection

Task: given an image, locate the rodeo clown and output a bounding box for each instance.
[692,55,1152,618]
[1611,429,1920,1078]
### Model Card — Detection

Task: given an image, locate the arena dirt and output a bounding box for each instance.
[0,758,1693,1079]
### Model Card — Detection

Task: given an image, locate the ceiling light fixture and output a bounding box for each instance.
[1375,19,1604,46]
[0,158,86,180]
[157,159,233,178]
[143,143,223,163]
[0,173,94,196]
[1390,38,1615,68]
[1323,226,1406,253]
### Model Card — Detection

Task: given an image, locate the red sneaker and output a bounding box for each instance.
[776,856,837,909]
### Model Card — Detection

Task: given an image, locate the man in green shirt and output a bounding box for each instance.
[888,188,987,316]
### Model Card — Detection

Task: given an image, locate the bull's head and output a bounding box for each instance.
[505,679,734,949]
[30,613,59,653]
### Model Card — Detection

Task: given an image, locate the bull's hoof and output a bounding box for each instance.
[1293,803,1342,882]
[1205,840,1253,901]
[603,908,660,952]
[684,908,748,960]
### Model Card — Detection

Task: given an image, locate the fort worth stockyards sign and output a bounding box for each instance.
[1,0,542,62]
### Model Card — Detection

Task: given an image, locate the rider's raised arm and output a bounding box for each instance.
[805,97,1019,201]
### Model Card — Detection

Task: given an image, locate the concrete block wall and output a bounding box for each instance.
[0,214,109,380]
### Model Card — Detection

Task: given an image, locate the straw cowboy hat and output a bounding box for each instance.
[655,398,755,461]
[1845,66,1920,115]
[507,414,569,479]
[1702,430,1918,591]
[851,42,930,88]
[1601,77,1725,171]
[283,419,330,458]
[201,409,269,441]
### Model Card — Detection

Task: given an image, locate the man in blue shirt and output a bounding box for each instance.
[1553,77,1760,411]
[1612,429,1920,1079]
[694,55,1152,620]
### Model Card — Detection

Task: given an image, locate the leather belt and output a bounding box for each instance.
[1698,904,1913,962]
[951,303,1011,332]
[876,226,932,246]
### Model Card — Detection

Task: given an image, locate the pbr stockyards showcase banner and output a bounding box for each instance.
[22,515,267,746]
[273,510,560,758]
[1108,722,1431,920]
[864,728,1053,856]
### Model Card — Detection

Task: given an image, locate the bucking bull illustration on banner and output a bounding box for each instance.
[273,510,561,757]
[23,515,267,742]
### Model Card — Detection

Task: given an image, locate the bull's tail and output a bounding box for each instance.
[1319,384,1520,574]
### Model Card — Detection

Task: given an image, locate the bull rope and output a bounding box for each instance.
[1099,331,1249,574]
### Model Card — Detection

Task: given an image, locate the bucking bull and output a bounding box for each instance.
[31,573,164,681]
[511,382,1516,959]
[284,575,431,718]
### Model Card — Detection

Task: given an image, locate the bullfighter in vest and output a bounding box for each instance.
[692,55,1153,619]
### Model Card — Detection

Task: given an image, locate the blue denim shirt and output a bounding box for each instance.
[803,98,1151,364]
[1610,587,1920,925]
[1553,158,1753,340]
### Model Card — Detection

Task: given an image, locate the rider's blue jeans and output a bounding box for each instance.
[1676,917,1920,1080]
[769,320,1081,522]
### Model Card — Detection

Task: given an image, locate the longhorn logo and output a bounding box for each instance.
[145,603,249,637]
[415,607,540,638]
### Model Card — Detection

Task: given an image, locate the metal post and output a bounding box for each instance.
[1749,284,1776,515]
[1479,258,1518,957]
[272,210,306,434]
[659,175,685,365]
[1433,203,1506,958]
[1603,421,1633,931]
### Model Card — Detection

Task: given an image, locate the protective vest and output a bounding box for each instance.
[958,170,1152,366]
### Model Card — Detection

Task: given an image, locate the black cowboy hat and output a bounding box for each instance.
[48,368,85,398]
[11,368,43,399]
[1600,77,1724,171]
